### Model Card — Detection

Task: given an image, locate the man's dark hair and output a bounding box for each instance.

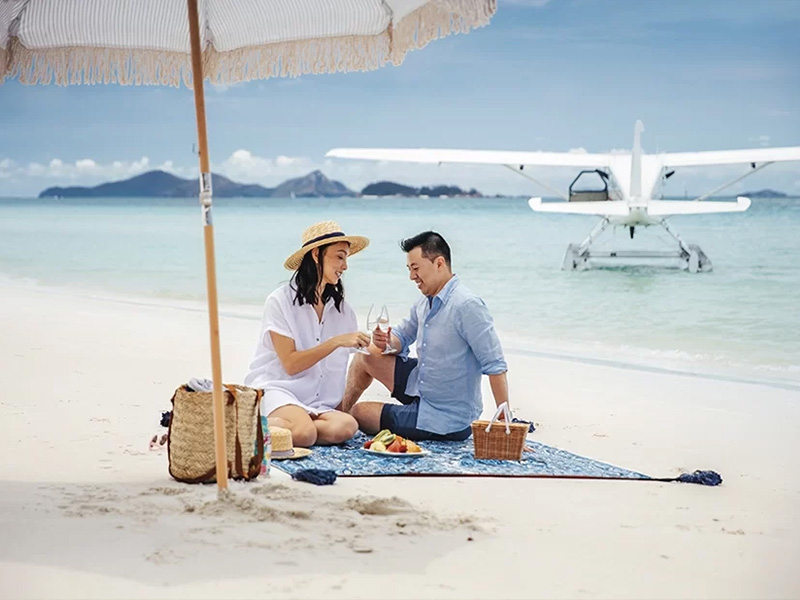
[400,231,451,268]
[290,243,345,311]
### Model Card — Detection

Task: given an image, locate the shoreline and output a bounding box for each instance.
[3,276,798,392]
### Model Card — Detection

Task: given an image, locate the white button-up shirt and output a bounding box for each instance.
[244,283,357,413]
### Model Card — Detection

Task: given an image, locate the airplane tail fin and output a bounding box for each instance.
[630,120,644,200]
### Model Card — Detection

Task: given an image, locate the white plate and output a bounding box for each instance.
[361,447,431,458]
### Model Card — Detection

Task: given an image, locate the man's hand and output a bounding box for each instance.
[371,325,391,352]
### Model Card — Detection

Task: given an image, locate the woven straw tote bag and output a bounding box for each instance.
[471,402,528,461]
[168,384,263,483]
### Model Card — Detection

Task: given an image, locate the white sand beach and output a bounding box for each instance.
[1,281,799,599]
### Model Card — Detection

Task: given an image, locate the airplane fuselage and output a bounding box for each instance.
[609,206,661,227]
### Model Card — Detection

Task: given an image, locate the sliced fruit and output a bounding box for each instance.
[386,439,403,453]
[372,429,390,442]
[371,441,387,452]
[405,440,422,453]
[363,440,373,449]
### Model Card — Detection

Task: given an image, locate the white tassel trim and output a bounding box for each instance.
[0,0,495,87]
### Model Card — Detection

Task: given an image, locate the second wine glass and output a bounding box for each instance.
[355,304,375,355]
[377,304,398,355]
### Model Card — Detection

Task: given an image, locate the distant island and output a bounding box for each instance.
[740,189,788,198]
[38,170,484,199]
[361,181,481,197]
[39,170,355,199]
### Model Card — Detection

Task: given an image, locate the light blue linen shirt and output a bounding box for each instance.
[391,275,507,435]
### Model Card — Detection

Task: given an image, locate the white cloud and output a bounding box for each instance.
[215,150,317,183]
[0,156,169,186]
[0,158,15,179]
[275,155,296,167]
[76,159,98,173]
[748,135,771,147]
[25,162,44,177]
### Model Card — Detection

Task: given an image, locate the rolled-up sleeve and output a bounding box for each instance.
[392,304,419,354]
[458,298,507,375]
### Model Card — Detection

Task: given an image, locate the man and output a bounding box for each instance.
[341,231,509,441]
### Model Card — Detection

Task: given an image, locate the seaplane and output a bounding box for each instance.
[327,121,800,272]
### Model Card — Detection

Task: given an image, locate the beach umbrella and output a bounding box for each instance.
[0,0,496,494]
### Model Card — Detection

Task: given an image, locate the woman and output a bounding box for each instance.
[244,220,370,447]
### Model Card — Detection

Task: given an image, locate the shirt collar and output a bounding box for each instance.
[428,274,458,308]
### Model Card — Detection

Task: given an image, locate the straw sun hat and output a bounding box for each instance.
[284,220,369,271]
[270,426,312,460]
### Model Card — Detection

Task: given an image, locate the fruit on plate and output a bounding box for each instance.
[405,440,422,453]
[371,429,396,447]
[365,430,426,454]
[386,439,403,453]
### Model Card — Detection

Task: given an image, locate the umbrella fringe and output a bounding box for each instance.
[1,0,494,88]
[203,34,392,86]
[7,39,191,87]
[390,0,496,64]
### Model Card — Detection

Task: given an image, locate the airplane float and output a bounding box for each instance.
[327,121,800,272]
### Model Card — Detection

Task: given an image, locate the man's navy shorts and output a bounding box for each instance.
[379,357,472,442]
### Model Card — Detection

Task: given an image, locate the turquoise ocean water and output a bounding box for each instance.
[1,196,799,386]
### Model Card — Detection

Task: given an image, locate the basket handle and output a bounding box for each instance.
[485,402,512,435]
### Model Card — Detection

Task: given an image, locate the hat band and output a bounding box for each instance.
[272,449,295,458]
[302,231,345,247]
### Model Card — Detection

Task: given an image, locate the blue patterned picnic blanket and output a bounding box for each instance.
[272,433,650,480]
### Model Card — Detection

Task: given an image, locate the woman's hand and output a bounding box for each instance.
[335,331,371,351]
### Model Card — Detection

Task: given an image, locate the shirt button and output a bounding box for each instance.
[316,338,319,341]
[425,324,429,327]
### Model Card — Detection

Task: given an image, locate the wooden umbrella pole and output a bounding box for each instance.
[187,0,228,494]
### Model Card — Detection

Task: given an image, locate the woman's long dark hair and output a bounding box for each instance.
[290,243,345,311]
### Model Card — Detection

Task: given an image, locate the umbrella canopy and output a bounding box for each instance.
[0,0,495,86]
[0,0,496,493]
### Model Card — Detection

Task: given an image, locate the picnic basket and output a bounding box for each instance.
[471,403,528,461]
[168,383,263,483]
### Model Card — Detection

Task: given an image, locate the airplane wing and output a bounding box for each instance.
[647,197,751,216]
[527,197,630,216]
[326,147,613,168]
[660,147,800,168]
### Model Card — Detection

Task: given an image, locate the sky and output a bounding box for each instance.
[1,0,799,198]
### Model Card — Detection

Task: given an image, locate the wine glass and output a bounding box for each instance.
[377,304,398,355]
[354,304,375,355]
